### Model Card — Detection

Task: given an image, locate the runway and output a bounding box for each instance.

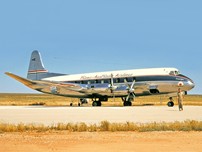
[0,106,201,126]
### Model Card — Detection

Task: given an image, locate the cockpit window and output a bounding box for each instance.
[169,71,175,75]
[169,70,180,75]
[175,71,180,75]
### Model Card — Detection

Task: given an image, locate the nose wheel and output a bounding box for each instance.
[167,97,174,107]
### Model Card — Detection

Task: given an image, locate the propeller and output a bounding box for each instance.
[108,74,117,93]
[124,79,136,101]
[108,74,117,102]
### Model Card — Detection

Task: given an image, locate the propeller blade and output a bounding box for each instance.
[110,73,114,87]
[124,79,130,88]
[131,80,136,89]
[109,73,117,93]
[125,79,136,101]
[110,74,117,102]
[126,95,129,102]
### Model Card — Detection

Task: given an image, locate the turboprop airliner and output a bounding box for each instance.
[5,50,195,106]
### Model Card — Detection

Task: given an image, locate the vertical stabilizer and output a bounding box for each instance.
[27,50,65,80]
[27,50,48,80]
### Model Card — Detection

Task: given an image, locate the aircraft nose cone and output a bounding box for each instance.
[188,80,195,89]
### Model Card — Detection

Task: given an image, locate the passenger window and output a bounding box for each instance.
[120,78,124,83]
[104,79,110,83]
[114,78,118,83]
[97,80,101,83]
[95,80,101,83]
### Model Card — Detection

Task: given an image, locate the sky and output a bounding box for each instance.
[0,0,201,94]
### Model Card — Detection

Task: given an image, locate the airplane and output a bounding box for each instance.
[5,50,195,107]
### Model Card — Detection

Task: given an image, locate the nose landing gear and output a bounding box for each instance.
[167,97,174,107]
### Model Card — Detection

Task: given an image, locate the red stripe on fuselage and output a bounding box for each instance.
[28,70,48,73]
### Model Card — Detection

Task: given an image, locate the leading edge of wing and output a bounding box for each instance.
[5,72,36,87]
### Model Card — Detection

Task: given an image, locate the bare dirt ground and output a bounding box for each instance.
[0,131,201,152]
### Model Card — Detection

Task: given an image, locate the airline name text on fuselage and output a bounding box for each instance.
[80,73,133,80]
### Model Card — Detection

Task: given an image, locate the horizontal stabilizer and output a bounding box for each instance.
[5,72,86,94]
[5,72,36,87]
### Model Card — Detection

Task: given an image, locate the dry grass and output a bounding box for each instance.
[0,93,201,106]
[0,93,70,106]
[0,120,201,133]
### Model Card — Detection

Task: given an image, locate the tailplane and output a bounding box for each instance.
[27,50,65,80]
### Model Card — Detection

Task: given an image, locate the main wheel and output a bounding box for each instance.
[92,101,102,106]
[123,101,132,106]
[97,101,102,106]
[92,101,97,106]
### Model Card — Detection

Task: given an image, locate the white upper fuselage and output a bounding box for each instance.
[43,67,179,82]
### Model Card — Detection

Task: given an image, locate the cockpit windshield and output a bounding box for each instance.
[169,70,180,75]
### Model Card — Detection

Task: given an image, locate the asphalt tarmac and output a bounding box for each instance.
[0,106,201,125]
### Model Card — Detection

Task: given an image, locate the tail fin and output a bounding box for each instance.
[27,50,65,80]
[27,50,49,80]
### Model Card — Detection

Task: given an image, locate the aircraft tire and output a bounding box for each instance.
[97,101,102,106]
[92,101,102,106]
[124,101,132,106]
[167,101,174,107]
[92,101,97,106]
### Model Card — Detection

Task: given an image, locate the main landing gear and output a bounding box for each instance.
[70,98,88,107]
[92,98,102,106]
[92,100,102,106]
[122,97,132,106]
